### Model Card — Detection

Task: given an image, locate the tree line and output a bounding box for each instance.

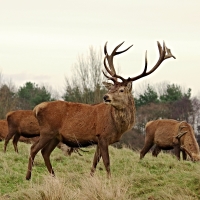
[1,46,200,141]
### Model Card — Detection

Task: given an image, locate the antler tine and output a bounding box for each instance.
[103,60,126,82]
[176,122,187,139]
[104,41,108,55]
[103,55,112,76]
[128,41,176,82]
[103,54,118,82]
[176,131,187,139]
[103,42,133,82]
[165,45,176,59]
[104,41,132,56]
[102,70,117,83]
[157,41,163,56]
[140,50,148,76]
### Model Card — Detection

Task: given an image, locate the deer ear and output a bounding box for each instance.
[102,82,113,90]
[127,82,132,91]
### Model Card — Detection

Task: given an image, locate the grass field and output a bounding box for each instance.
[0,141,200,200]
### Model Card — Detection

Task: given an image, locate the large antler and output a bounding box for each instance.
[103,41,133,82]
[103,41,175,83]
[128,41,176,82]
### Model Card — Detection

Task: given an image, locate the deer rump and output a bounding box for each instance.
[4,110,40,153]
[140,119,200,161]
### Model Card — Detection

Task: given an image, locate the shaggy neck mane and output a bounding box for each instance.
[112,94,135,134]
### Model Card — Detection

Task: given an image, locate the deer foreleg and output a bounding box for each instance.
[99,139,110,178]
[174,145,181,160]
[181,145,193,160]
[90,144,101,176]
[181,149,187,160]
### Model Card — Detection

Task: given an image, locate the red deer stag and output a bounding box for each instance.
[4,110,81,155]
[26,41,175,180]
[140,119,200,161]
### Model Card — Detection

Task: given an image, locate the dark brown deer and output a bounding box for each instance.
[26,41,175,180]
[0,119,38,146]
[4,110,40,153]
[4,110,82,156]
[140,119,200,161]
[0,120,9,141]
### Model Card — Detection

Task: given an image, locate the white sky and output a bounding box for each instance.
[0,0,200,97]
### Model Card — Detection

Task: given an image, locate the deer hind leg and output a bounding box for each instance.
[26,136,53,180]
[4,129,16,153]
[140,140,154,159]
[12,134,20,153]
[90,144,101,177]
[152,145,161,157]
[41,138,59,176]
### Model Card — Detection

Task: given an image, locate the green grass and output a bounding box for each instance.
[0,142,200,199]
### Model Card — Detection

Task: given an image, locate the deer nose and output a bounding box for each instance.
[103,95,109,101]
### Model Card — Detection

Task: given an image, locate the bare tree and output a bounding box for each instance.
[155,81,170,97]
[0,74,17,119]
[190,97,200,132]
[63,46,106,104]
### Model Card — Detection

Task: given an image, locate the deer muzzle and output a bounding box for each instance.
[103,95,111,103]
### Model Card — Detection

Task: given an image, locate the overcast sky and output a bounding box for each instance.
[0,0,200,97]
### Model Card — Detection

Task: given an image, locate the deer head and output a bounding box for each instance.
[103,41,176,109]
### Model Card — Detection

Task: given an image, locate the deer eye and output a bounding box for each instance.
[119,89,124,93]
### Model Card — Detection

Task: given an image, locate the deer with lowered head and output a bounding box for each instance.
[26,41,175,180]
[140,119,200,161]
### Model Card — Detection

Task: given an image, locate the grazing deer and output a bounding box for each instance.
[140,119,200,161]
[26,41,175,180]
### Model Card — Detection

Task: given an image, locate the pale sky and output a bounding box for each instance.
[0,0,200,97]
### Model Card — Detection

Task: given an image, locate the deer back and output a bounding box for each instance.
[146,119,180,146]
[34,100,135,146]
[6,110,40,137]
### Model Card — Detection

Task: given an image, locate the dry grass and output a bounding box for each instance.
[0,142,200,199]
